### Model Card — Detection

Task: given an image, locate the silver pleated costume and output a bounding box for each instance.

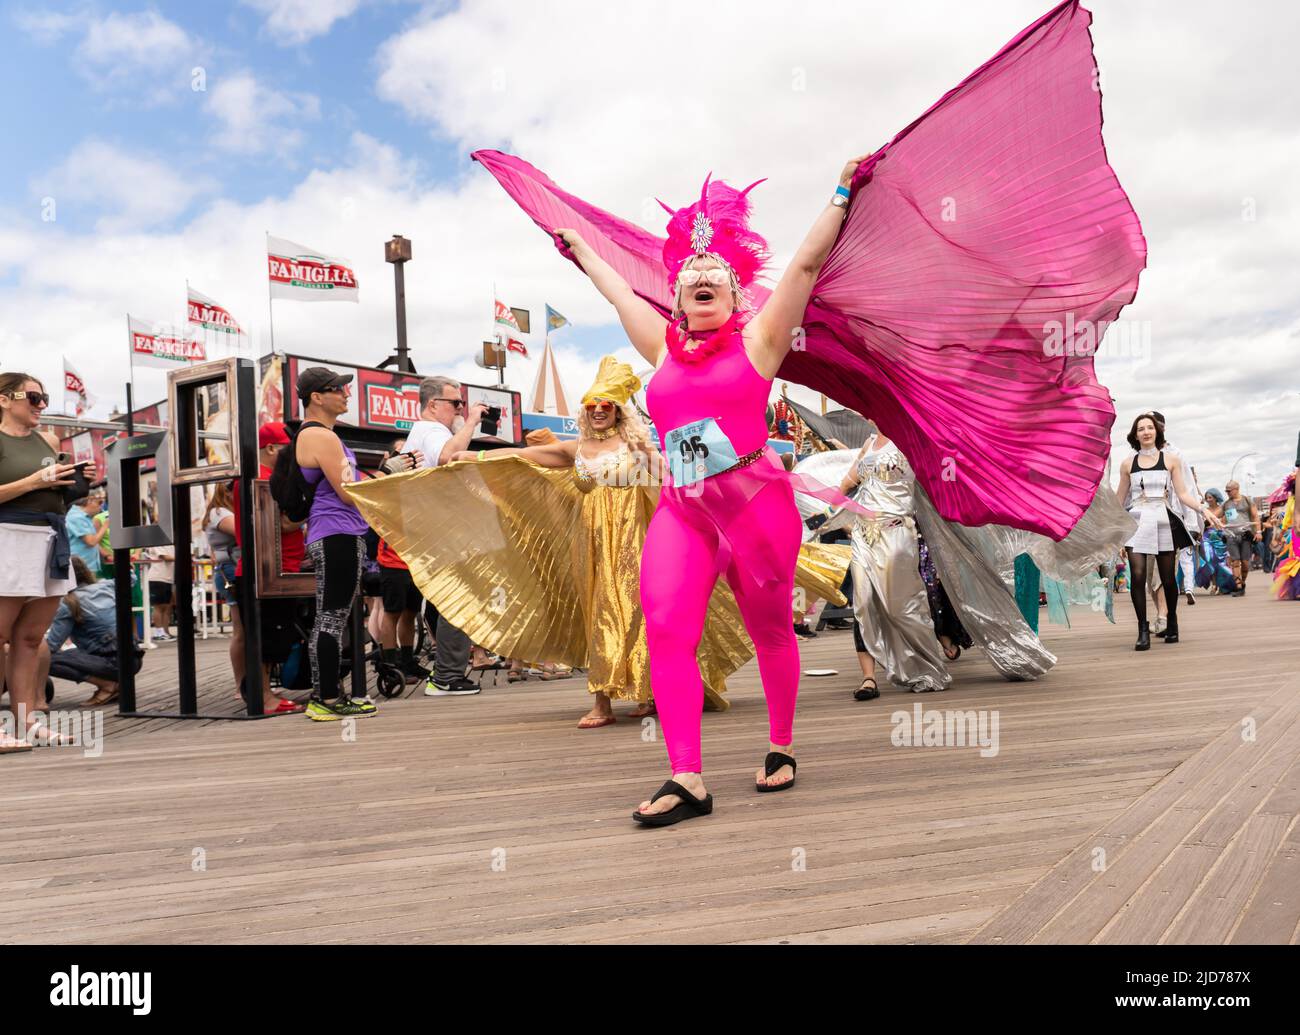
[794,444,1126,685]
[846,442,952,692]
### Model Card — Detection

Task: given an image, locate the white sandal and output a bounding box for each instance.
[0,733,34,754]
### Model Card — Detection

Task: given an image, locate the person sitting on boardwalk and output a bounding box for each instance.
[38,557,142,709]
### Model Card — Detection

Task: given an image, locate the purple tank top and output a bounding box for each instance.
[302,437,368,545]
[645,326,771,455]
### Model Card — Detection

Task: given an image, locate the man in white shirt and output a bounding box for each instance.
[404,376,489,470]
[405,376,490,696]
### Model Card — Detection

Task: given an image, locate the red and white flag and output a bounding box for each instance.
[63,358,93,416]
[494,299,521,331]
[504,338,528,357]
[128,316,207,369]
[187,286,245,335]
[267,235,360,302]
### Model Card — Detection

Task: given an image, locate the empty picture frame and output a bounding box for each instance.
[252,479,314,598]
[167,357,242,485]
[105,429,174,549]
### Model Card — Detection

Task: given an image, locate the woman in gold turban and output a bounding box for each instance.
[345,356,849,729]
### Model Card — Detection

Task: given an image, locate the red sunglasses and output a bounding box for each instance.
[585,400,615,413]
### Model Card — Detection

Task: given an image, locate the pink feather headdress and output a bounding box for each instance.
[659,175,770,290]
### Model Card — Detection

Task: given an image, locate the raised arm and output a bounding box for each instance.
[839,442,870,497]
[748,155,869,379]
[452,440,577,469]
[556,229,666,367]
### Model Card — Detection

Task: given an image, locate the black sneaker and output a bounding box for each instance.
[424,676,481,697]
[825,618,855,631]
[793,623,818,639]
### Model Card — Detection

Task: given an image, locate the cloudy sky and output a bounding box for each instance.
[2,0,1297,496]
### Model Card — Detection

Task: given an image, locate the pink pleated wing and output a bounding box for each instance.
[473,0,1146,540]
[787,0,1146,538]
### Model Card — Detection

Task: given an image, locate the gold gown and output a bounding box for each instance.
[345,445,850,706]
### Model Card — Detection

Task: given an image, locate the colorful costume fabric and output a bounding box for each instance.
[797,446,1058,685]
[1273,497,1299,600]
[472,0,1145,541]
[343,442,851,710]
[639,320,833,772]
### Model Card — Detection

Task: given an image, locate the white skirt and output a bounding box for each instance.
[0,522,78,599]
[1125,501,1174,555]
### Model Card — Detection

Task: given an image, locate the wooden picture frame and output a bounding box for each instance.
[252,479,315,598]
[167,357,242,486]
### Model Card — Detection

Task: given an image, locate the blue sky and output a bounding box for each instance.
[6,1,461,235]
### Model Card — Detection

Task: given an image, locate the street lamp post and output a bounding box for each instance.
[1228,451,1260,488]
[384,234,414,374]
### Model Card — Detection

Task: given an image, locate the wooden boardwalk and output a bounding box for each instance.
[3,587,1297,945]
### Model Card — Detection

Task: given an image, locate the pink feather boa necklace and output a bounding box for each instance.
[664,311,746,365]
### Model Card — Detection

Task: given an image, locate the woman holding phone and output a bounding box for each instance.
[0,372,85,751]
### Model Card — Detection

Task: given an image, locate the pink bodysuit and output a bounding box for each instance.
[642,322,805,775]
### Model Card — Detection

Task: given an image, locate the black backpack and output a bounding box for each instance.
[269,420,324,523]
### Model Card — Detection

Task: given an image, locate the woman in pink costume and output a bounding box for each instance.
[556,157,869,824]
[475,1,1147,825]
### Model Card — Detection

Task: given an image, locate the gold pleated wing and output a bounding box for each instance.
[344,456,852,697]
[346,456,594,668]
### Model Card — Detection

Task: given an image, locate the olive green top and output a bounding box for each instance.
[0,429,66,514]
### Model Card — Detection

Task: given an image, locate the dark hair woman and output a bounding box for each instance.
[0,372,86,751]
[1115,414,1222,650]
[1125,412,1167,451]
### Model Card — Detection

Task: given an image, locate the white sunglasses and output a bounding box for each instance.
[677,268,730,288]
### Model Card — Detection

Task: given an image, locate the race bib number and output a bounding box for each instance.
[664,417,741,487]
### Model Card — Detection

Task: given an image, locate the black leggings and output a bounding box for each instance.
[307,534,364,700]
[1126,547,1177,627]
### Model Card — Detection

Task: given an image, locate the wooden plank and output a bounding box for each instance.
[1163,813,1292,944]
[970,676,1300,944]
[6,588,1297,944]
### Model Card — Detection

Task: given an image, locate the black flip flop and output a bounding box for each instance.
[854,678,880,701]
[756,751,797,793]
[632,779,713,827]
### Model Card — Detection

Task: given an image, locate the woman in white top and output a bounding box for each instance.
[1115,413,1221,650]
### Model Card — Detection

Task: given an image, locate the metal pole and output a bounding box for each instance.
[125,314,135,422]
[266,232,277,357]
[113,542,136,714]
[350,592,366,701]
[1228,452,1260,488]
[385,235,413,373]
[235,360,265,716]
[168,392,198,715]
[394,259,410,373]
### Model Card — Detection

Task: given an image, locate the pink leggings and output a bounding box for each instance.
[640,479,804,774]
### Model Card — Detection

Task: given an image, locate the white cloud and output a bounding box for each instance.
[373,0,1300,493]
[241,0,363,45]
[5,0,1298,495]
[12,9,82,44]
[16,8,207,106]
[208,72,321,155]
[35,139,214,232]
